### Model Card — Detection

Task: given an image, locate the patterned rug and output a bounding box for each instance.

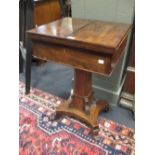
[19,82,135,155]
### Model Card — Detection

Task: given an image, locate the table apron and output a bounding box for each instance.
[32,41,112,76]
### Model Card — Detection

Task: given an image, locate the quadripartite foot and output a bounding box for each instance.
[55,99,109,136]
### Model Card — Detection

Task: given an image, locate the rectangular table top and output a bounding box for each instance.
[27,17,131,55]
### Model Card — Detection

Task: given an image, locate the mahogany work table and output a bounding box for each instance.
[27,17,131,135]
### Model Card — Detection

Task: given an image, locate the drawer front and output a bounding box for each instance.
[32,41,112,76]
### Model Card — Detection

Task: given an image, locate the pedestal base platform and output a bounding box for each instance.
[55,100,109,136]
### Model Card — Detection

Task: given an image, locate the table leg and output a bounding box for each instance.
[25,42,32,94]
[55,69,109,136]
[25,0,34,94]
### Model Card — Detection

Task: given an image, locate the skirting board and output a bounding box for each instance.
[71,75,126,107]
[92,75,126,106]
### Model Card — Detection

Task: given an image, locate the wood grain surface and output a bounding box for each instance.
[28,17,131,54]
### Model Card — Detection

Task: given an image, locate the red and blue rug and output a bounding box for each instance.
[19,82,135,155]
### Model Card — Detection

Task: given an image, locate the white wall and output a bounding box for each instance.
[72,0,134,24]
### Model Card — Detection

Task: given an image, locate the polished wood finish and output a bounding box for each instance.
[27,17,131,135]
[28,17,131,76]
[123,71,135,94]
[70,69,93,111]
[28,18,130,54]
[34,0,61,26]
[32,41,112,75]
[56,68,109,135]
[32,0,61,64]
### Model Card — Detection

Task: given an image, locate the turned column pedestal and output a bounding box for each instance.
[56,69,109,135]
